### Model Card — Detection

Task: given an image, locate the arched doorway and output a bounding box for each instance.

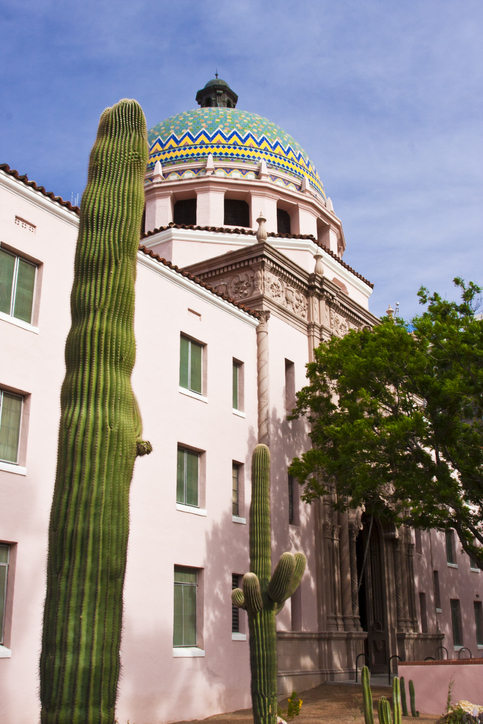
[356,515,389,674]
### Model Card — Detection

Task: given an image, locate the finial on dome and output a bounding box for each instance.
[256,213,268,242]
[386,304,394,318]
[196,76,238,108]
[258,159,268,180]
[205,153,215,175]
[152,159,163,182]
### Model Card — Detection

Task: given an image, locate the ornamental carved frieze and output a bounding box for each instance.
[329,305,361,337]
[214,267,307,320]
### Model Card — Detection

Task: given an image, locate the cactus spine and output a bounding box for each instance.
[232,445,306,724]
[362,666,375,724]
[409,679,419,717]
[39,99,150,724]
[400,676,409,717]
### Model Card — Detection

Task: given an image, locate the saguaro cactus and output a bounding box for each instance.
[232,444,306,724]
[362,666,375,724]
[39,99,151,723]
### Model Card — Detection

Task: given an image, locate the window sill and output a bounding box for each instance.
[173,647,205,658]
[179,387,208,404]
[435,608,442,613]
[478,645,483,650]
[232,516,246,525]
[0,646,12,658]
[0,461,27,476]
[453,646,464,651]
[232,409,246,418]
[470,568,480,573]
[176,503,207,517]
[447,563,458,569]
[232,633,247,641]
[0,311,38,334]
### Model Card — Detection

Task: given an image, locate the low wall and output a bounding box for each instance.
[399,659,483,716]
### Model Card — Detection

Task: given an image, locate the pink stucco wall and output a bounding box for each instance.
[399,660,483,715]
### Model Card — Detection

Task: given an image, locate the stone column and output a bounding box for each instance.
[339,511,354,631]
[256,310,270,445]
[393,538,405,632]
[349,522,362,630]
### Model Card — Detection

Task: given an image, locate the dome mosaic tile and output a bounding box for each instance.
[148,108,325,199]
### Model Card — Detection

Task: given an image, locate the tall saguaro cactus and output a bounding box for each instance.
[40,99,151,724]
[232,444,306,724]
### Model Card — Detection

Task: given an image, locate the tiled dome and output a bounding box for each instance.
[148,108,325,199]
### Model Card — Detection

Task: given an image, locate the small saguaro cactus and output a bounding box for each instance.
[378,697,393,724]
[400,676,409,717]
[39,99,151,724]
[232,444,306,724]
[362,666,375,724]
[409,679,419,718]
[392,676,402,724]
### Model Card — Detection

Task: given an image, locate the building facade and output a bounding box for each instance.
[1,79,482,724]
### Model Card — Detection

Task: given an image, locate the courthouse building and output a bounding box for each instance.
[1,78,482,724]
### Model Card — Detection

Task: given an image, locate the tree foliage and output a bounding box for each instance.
[290,278,483,563]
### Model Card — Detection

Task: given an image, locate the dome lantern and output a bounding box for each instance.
[196,74,238,109]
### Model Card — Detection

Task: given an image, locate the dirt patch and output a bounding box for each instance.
[173,683,440,724]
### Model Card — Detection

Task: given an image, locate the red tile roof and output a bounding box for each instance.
[0,164,80,213]
[142,223,374,288]
[138,245,261,319]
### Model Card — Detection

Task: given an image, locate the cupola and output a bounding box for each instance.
[195,74,238,108]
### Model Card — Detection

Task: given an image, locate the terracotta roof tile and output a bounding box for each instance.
[0,164,80,214]
[138,245,260,319]
[142,223,374,288]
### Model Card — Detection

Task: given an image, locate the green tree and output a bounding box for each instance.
[289,278,483,564]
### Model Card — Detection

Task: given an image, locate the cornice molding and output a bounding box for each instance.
[0,171,80,228]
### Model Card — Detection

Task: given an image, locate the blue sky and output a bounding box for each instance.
[1,0,481,319]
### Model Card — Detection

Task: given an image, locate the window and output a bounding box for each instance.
[177,447,199,507]
[433,571,441,611]
[0,390,23,464]
[474,602,483,646]
[0,248,36,324]
[419,592,428,633]
[446,529,456,565]
[232,463,240,517]
[174,198,197,226]
[232,360,244,411]
[291,584,302,630]
[277,208,291,235]
[415,528,422,554]
[285,359,295,412]
[180,336,203,395]
[232,574,241,633]
[224,199,249,227]
[0,544,10,645]
[173,566,198,647]
[450,599,463,647]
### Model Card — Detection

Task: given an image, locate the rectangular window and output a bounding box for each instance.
[288,474,299,525]
[475,602,483,646]
[232,360,244,411]
[450,599,463,647]
[433,571,441,611]
[285,359,295,412]
[177,447,199,507]
[232,463,240,517]
[232,574,240,633]
[446,530,455,565]
[179,336,203,394]
[288,474,294,524]
[419,592,428,633]
[0,544,10,645]
[173,566,198,647]
[0,390,23,464]
[415,529,422,554]
[0,249,36,324]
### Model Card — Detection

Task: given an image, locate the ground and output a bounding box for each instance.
[174,682,441,724]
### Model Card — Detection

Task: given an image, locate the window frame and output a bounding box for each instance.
[232,359,244,413]
[0,246,38,328]
[232,461,245,523]
[0,542,15,656]
[445,529,457,566]
[179,335,205,397]
[285,359,295,413]
[177,446,201,509]
[0,544,10,646]
[433,570,442,612]
[450,598,463,647]
[173,566,200,649]
[0,389,24,467]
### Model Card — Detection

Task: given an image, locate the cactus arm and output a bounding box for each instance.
[392,677,402,724]
[274,601,285,615]
[39,100,148,724]
[267,553,296,603]
[243,572,263,614]
[362,666,375,724]
[400,677,409,717]
[284,552,307,600]
[378,697,393,724]
[232,588,246,609]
